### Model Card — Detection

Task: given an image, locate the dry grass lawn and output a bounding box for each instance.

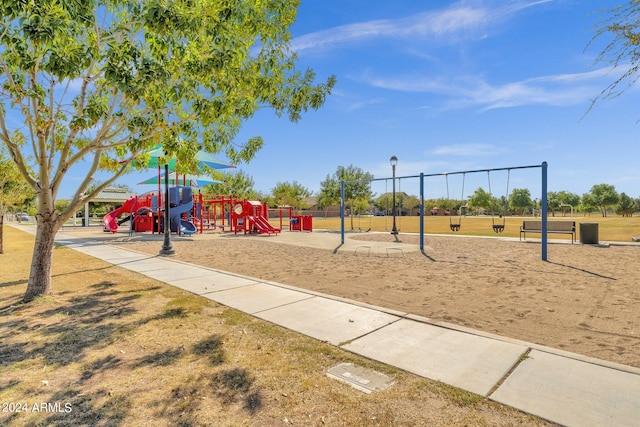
[312,215,640,242]
[0,226,552,426]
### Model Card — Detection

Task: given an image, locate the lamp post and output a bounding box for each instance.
[390,155,398,235]
[159,162,175,256]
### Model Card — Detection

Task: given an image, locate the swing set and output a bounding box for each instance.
[339,162,550,261]
[444,169,511,233]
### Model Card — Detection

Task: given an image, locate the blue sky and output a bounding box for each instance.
[103,0,638,201]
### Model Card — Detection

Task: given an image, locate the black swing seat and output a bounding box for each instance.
[450,223,460,232]
[492,224,505,233]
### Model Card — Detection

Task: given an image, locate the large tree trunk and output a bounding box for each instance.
[23,215,58,302]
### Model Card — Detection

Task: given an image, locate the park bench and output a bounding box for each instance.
[520,220,576,244]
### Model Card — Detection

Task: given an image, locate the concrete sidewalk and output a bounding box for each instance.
[15,225,640,426]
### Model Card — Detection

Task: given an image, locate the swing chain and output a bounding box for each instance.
[447,173,465,232]
[487,170,510,233]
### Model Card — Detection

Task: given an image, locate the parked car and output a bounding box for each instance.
[15,212,29,222]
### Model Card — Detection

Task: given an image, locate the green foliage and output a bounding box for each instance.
[375,192,419,215]
[588,1,640,112]
[374,193,393,214]
[0,0,334,301]
[509,188,533,215]
[0,0,335,226]
[584,183,619,217]
[317,174,340,210]
[401,193,420,215]
[204,170,257,200]
[468,187,492,210]
[616,192,637,217]
[319,165,373,229]
[270,181,311,209]
[0,147,35,215]
[54,199,70,214]
[0,148,20,214]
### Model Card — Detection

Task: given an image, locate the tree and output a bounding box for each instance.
[375,192,419,216]
[374,193,393,215]
[468,187,492,213]
[1,146,35,227]
[54,199,71,215]
[588,2,640,113]
[616,192,636,217]
[204,170,258,200]
[271,181,311,209]
[0,0,335,302]
[401,194,420,216]
[316,174,340,218]
[509,188,533,216]
[0,147,22,253]
[579,193,599,215]
[546,191,561,216]
[318,165,373,230]
[549,191,580,217]
[585,184,619,217]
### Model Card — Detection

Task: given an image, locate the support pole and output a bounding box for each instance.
[420,173,424,253]
[340,180,345,245]
[541,161,548,261]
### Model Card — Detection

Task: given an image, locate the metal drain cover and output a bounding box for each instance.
[327,363,394,393]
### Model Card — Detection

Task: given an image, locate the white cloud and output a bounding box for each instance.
[291,1,551,53]
[358,66,620,111]
[430,143,504,156]
[347,98,384,111]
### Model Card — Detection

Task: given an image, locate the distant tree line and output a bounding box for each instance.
[5,162,638,227]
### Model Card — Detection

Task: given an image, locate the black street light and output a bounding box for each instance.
[159,162,175,256]
[390,155,398,235]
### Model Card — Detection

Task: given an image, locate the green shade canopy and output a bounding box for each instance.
[128,145,236,172]
[138,172,223,188]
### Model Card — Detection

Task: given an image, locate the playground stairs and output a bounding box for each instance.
[247,215,280,235]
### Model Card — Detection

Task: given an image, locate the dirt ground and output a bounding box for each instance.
[103,228,640,370]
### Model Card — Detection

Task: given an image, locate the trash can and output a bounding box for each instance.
[580,222,599,244]
[290,216,301,231]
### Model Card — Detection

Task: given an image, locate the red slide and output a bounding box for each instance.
[102,197,139,233]
[248,215,280,235]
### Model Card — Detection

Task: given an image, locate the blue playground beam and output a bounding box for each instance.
[541,161,548,261]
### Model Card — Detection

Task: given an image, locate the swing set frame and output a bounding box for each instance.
[339,162,550,261]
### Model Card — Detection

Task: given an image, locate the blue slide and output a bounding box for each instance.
[168,186,197,235]
[170,200,196,235]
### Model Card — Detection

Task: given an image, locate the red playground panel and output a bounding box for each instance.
[290,215,313,232]
[232,200,281,235]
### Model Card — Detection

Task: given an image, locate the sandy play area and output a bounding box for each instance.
[104,229,640,369]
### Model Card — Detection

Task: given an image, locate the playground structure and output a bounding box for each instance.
[339,162,550,260]
[103,186,197,235]
[103,187,312,236]
[230,200,280,235]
